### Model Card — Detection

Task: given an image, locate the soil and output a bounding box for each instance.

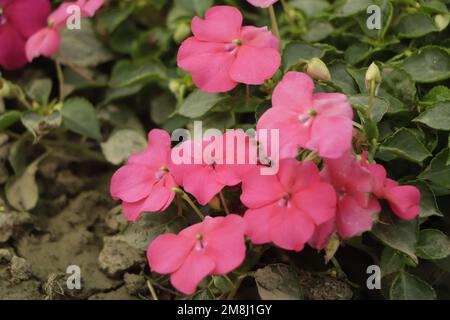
[0,156,353,300]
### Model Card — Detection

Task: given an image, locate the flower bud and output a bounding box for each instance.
[435,14,450,31]
[0,79,12,98]
[173,22,191,44]
[305,57,331,81]
[365,62,381,93]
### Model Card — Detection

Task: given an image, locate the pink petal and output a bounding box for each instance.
[110,164,155,202]
[240,168,285,208]
[147,234,193,274]
[270,206,315,251]
[365,163,387,196]
[257,107,309,159]
[306,115,353,159]
[203,215,247,274]
[25,27,60,61]
[229,45,280,85]
[247,0,279,8]
[191,6,242,43]
[240,26,279,50]
[128,129,171,167]
[177,37,237,93]
[80,0,105,17]
[313,93,353,119]
[277,159,320,193]
[336,196,380,238]
[272,72,314,111]
[385,185,420,220]
[293,181,337,225]
[48,3,75,28]
[0,24,27,70]
[182,167,225,205]
[170,251,215,295]
[5,0,50,37]
[308,219,335,250]
[244,205,280,245]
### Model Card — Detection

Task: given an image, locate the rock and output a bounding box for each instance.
[98,236,145,278]
[88,286,138,300]
[124,272,148,296]
[0,248,13,263]
[298,270,353,300]
[10,256,32,282]
[104,205,127,233]
[56,170,85,195]
[0,212,13,243]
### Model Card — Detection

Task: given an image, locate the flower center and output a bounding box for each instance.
[278,193,292,208]
[0,7,7,25]
[195,233,207,251]
[298,109,317,127]
[154,165,169,181]
[225,39,242,53]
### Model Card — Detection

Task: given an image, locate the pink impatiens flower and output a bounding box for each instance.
[0,0,50,70]
[177,5,281,93]
[25,0,104,62]
[170,130,257,205]
[247,0,278,8]
[241,159,337,251]
[320,152,381,240]
[257,72,354,159]
[361,152,421,220]
[110,129,177,222]
[147,214,247,295]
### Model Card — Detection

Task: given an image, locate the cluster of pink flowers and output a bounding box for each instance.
[0,0,104,70]
[108,4,422,295]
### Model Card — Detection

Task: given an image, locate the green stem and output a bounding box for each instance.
[55,60,64,102]
[219,190,230,215]
[268,5,280,40]
[367,81,375,119]
[180,190,204,221]
[146,280,159,301]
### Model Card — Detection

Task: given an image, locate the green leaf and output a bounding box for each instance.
[417,229,450,260]
[380,247,405,277]
[254,264,303,300]
[328,61,358,95]
[178,89,224,119]
[62,97,101,140]
[101,129,147,165]
[422,86,450,104]
[414,102,450,130]
[290,0,330,17]
[213,276,234,294]
[5,154,46,211]
[57,19,113,68]
[335,0,373,17]
[419,148,450,190]
[25,78,52,107]
[0,111,22,130]
[109,59,166,87]
[372,216,418,263]
[390,271,436,300]
[378,128,431,163]
[283,42,325,71]
[409,181,443,218]
[402,46,450,83]
[349,94,389,122]
[397,13,438,38]
[21,111,62,142]
[151,93,177,125]
[344,43,372,65]
[98,6,134,33]
[302,20,333,42]
[380,66,416,109]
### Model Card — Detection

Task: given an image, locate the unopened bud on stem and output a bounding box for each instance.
[365,62,381,94]
[305,57,331,81]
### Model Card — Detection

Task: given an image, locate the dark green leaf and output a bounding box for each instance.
[419,148,450,190]
[178,89,224,119]
[390,271,436,300]
[109,59,166,87]
[378,128,431,163]
[402,46,450,83]
[62,97,101,140]
[101,129,147,165]
[417,229,450,260]
[414,102,450,130]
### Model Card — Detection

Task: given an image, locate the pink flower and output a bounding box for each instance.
[177,5,281,93]
[0,0,50,70]
[241,159,337,251]
[147,214,247,295]
[247,0,278,8]
[170,130,257,205]
[320,152,381,240]
[25,0,104,62]
[257,72,354,159]
[361,152,420,220]
[110,129,177,222]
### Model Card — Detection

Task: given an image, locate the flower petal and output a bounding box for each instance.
[25,27,60,62]
[244,205,279,245]
[385,185,420,220]
[0,24,27,70]
[272,72,314,111]
[5,0,50,37]
[191,6,242,43]
[147,234,193,274]
[336,196,380,238]
[240,26,279,50]
[110,164,155,202]
[229,45,280,85]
